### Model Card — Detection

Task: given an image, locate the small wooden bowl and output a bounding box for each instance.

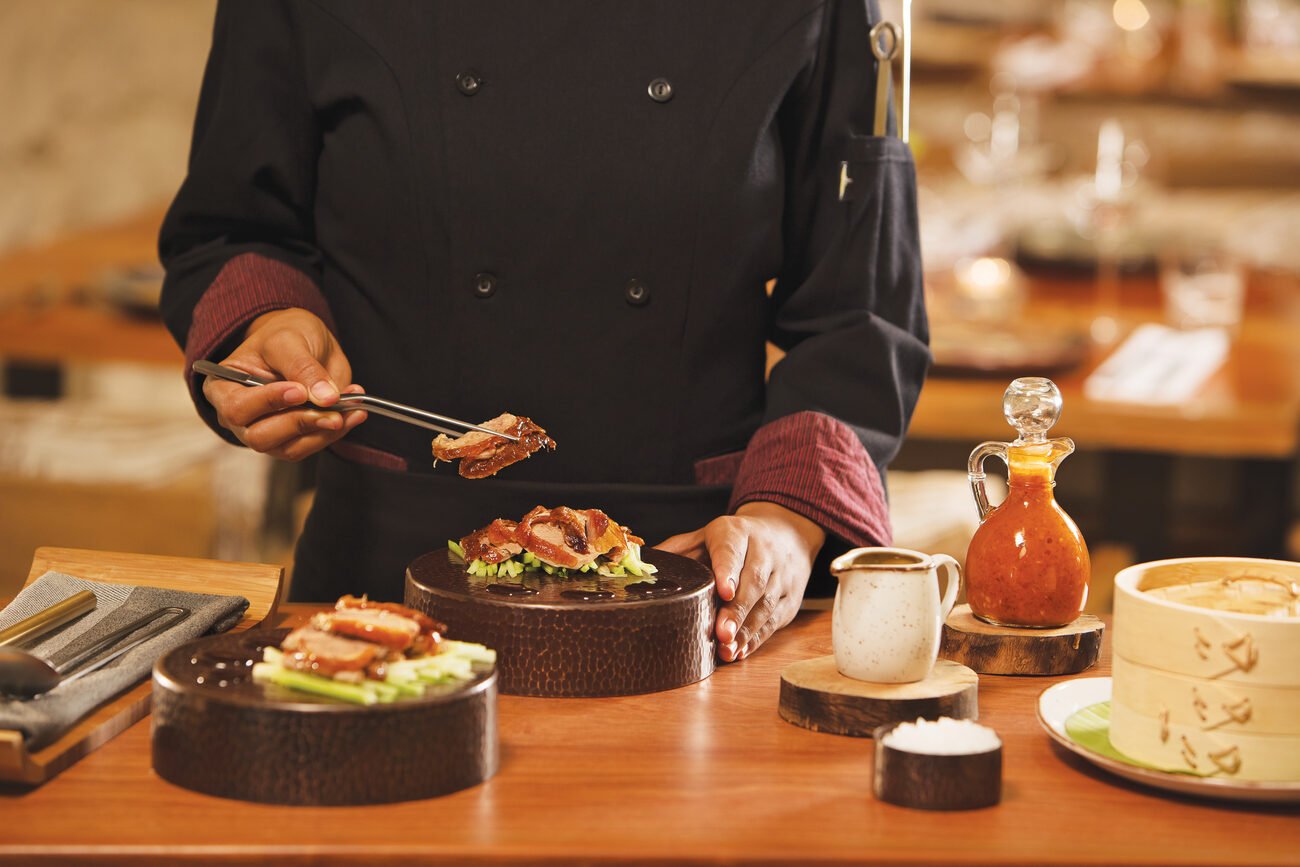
[151,629,497,805]
[872,721,1002,810]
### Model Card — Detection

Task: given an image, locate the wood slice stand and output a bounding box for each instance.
[778,656,979,738]
[0,547,281,786]
[939,604,1104,676]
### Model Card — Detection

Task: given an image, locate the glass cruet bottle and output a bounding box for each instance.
[964,377,1090,628]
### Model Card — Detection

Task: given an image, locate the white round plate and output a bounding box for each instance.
[1037,677,1300,804]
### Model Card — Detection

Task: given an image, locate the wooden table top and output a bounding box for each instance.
[913,271,1300,459]
[0,208,179,366]
[2,604,1296,866]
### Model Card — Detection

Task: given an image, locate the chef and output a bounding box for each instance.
[160,0,929,662]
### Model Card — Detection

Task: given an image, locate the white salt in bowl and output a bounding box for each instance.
[873,717,1003,810]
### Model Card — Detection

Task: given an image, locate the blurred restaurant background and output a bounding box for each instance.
[1,0,1297,605]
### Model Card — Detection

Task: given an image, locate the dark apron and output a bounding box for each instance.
[290,450,732,602]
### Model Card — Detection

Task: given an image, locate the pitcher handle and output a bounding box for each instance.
[932,554,961,622]
[967,441,1009,522]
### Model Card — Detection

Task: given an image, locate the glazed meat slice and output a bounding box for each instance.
[334,594,447,636]
[312,606,424,652]
[334,594,446,654]
[280,625,387,677]
[515,506,601,569]
[431,413,556,479]
[460,519,523,564]
[575,508,644,564]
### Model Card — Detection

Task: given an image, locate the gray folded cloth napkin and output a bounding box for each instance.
[0,571,248,750]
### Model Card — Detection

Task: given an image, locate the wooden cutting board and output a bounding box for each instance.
[0,547,282,785]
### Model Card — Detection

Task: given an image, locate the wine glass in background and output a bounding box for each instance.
[1159,242,1246,334]
[1073,117,1150,345]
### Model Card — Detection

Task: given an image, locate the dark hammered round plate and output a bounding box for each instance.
[405,548,717,697]
[152,627,495,711]
[151,629,498,805]
[406,547,713,608]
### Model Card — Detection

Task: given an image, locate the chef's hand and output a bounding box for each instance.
[201,307,367,462]
[658,502,825,662]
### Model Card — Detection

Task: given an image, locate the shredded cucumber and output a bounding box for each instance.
[440,640,497,664]
[252,663,380,705]
[253,638,493,706]
[449,539,657,580]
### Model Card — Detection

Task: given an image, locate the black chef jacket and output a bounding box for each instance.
[159,0,930,599]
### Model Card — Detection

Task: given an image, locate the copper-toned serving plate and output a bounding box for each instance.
[151,628,497,805]
[405,548,715,697]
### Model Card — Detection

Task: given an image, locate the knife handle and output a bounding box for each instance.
[0,590,97,648]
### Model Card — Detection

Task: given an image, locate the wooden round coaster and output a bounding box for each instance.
[939,604,1104,676]
[778,656,979,738]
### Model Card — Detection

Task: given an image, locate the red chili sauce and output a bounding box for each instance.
[965,466,1090,628]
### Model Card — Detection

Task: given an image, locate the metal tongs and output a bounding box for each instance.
[193,360,519,441]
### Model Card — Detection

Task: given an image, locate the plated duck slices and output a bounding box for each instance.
[252,594,495,705]
[450,506,658,579]
[431,412,556,478]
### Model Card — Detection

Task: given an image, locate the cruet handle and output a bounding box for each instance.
[967,441,1009,522]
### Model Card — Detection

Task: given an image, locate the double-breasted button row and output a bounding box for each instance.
[471,273,648,307]
[473,272,496,297]
[456,70,483,96]
[457,70,671,103]
[625,279,650,306]
[647,78,674,103]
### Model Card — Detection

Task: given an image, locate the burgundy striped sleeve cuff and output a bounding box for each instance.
[726,411,892,548]
[184,252,335,438]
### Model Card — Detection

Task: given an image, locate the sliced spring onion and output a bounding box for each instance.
[440,640,497,664]
[447,539,465,559]
[256,636,494,705]
[252,663,381,705]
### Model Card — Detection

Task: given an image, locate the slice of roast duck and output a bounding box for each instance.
[280,626,388,678]
[328,594,446,656]
[431,413,556,479]
[459,519,523,565]
[510,506,646,569]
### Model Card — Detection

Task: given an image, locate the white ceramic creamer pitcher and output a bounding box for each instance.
[830,547,961,684]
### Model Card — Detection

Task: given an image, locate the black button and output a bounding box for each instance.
[473,272,496,298]
[625,279,649,306]
[456,71,483,96]
[647,78,673,103]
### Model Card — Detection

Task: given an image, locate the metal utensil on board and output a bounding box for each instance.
[192,360,519,442]
[0,590,96,648]
[0,606,190,698]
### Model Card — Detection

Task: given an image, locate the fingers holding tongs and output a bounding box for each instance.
[192,360,519,442]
